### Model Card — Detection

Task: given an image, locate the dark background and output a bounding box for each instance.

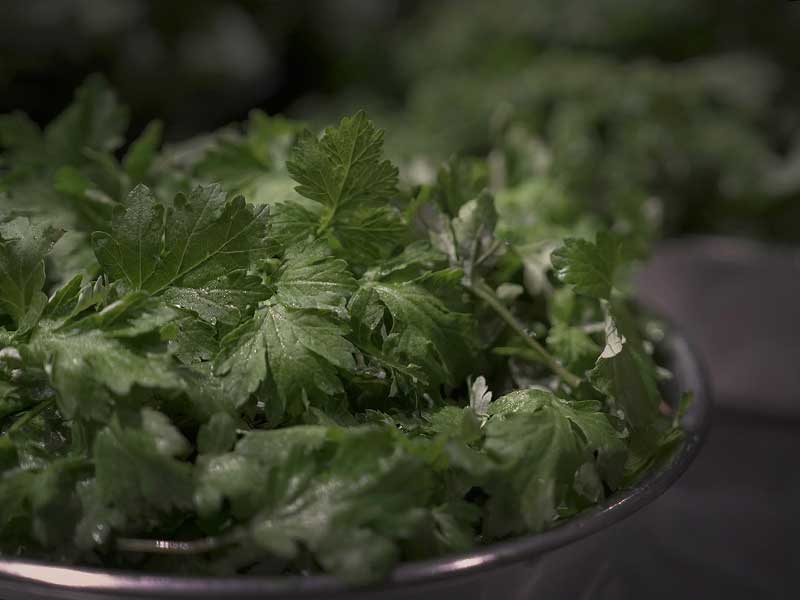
[3,0,800,239]
[2,1,799,143]
[0,1,414,138]
[1,1,798,597]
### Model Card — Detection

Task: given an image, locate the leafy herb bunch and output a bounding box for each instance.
[0,79,683,582]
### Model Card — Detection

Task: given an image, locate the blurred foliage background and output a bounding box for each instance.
[1,0,798,241]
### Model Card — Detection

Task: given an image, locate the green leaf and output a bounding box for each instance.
[91,185,164,290]
[315,528,397,584]
[141,407,192,457]
[0,78,131,248]
[325,203,406,263]
[123,120,163,183]
[215,303,355,415]
[28,293,184,420]
[363,241,447,282]
[92,184,271,294]
[74,480,126,550]
[0,217,63,328]
[0,457,89,550]
[43,275,83,320]
[40,332,180,421]
[155,186,272,292]
[58,291,176,338]
[551,232,622,299]
[424,405,482,444]
[450,191,497,276]
[247,426,433,582]
[588,303,662,431]
[364,279,475,388]
[429,156,489,216]
[269,199,324,247]
[44,75,129,164]
[197,135,268,192]
[562,401,628,488]
[484,408,578,533]
[162,271,271,328]
[4,398,70,468]
[194,425,328,518]
[421,188,502,289]
[282,112,402,260]
[93,409,194,517]
[430,501,480,554]
[167,314,219,365]
[483,389,626,535]
[546,322,601,372]
[235,425,329,464]
[197,413,238,455]
[51,164,117,231]
[287,111,398,214]
[273,243,355,317]
[195,112,301,206]
[0,112,45,167]
[0,380,22,420]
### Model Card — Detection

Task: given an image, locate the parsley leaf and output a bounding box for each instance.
[195,111,301,206]
[162,270,271,328]
[483,389,626,535]
[281,111,405,261]
[588,302,662,432]
[44,75,129,162]
[26,292,184,420]
[287,112,398,216]
[272,242,356,317]
[0,217,63,329]
[361,278,475,390]
[93,184,271,294]
[93,409,194,520]
[215,303,355,416]
[551,232,622,300]
[246,427,434,583]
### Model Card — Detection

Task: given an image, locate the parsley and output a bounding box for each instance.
[0,80,685,583]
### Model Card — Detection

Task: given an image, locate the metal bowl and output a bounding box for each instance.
[0,330,710,600]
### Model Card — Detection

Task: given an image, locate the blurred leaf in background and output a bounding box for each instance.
[1,0,799,241]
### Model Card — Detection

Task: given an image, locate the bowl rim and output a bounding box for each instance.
[0,330,711,598]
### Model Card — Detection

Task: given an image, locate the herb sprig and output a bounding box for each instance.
[0,79,684,583]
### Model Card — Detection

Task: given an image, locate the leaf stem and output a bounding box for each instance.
[474,239,504,269]
[468,279,582,388]
[581,322,606,334]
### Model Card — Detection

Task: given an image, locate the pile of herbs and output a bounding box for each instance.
[0,79,684,583]
[311,0,800,242]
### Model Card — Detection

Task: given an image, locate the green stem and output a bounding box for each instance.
[316,206,336,236]
[468,279,582,389]
[474,239,504,269]
[4,397,56,435]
